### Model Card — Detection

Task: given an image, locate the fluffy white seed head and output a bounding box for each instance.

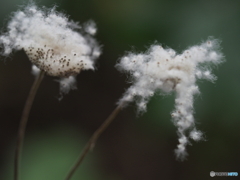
[0,3,101,96]
[116,38,224,160]
[0,3,101,77]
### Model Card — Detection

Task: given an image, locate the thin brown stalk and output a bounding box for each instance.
[65,103,124,180]
[14,71,45,180]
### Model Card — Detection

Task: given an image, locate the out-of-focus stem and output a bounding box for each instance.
[65,103,125,180]
[14,71,45,180]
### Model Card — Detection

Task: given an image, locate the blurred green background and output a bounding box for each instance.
[0,0,239,179]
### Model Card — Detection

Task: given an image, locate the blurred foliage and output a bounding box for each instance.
[2,126,104,180]
[0,0,240,179]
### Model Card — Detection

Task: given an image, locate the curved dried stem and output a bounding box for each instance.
[14,71,45,180]
[65,103,125,180]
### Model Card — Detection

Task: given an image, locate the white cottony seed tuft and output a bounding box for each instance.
[0,3,101,95]
[116,38,224,160]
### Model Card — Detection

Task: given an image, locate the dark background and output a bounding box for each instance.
[0,0,239,179]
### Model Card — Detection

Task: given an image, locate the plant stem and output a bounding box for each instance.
[65,103,125,180]
[14,71,45,180]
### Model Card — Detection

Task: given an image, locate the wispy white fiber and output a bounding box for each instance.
[0,3,101,95]
[31,65,40,76]
[116,38,224,160]
[58,76,77,100]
